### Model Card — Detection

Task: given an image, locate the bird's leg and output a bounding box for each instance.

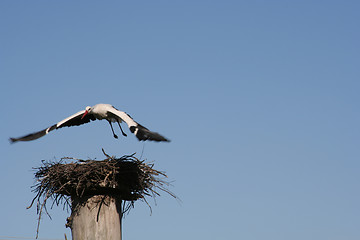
[107,120,118,139]
[117,121,127,137]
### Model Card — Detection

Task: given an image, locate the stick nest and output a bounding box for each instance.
[28,149,176,237]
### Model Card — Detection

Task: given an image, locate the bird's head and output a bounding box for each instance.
[81,106,92,119]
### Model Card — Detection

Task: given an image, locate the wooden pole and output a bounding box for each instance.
[69,195,122,240]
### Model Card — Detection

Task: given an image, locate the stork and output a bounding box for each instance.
[10,103,170,143]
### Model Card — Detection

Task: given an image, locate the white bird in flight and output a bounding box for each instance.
[10,103,170,143]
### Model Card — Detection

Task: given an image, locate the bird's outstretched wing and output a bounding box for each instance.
[107,108,170,142]
[9,110,96,143]
[131,124,170,142]
[9,126,56,143]
[55,110,96,129]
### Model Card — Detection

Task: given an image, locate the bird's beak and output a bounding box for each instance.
[81,110,88,119]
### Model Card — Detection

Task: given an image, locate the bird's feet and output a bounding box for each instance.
[113,134,118,139]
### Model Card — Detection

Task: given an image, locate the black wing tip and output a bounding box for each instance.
[139,137,171,142]
[155,135,171,142]
[8,128,50,143]
[163,138,171,142]
[133,125,171,142]
[138,137,171,142]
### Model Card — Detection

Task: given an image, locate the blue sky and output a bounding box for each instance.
[1,1,359,239]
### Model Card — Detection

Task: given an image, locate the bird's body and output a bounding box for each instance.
[10,104,170,143]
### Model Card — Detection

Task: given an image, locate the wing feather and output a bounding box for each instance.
[56,110,96,129]
[9,124,56,143]
[9,110,96,143]
[107,108,170,142]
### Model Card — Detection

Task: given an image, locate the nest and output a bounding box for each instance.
[28,149,176,237]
